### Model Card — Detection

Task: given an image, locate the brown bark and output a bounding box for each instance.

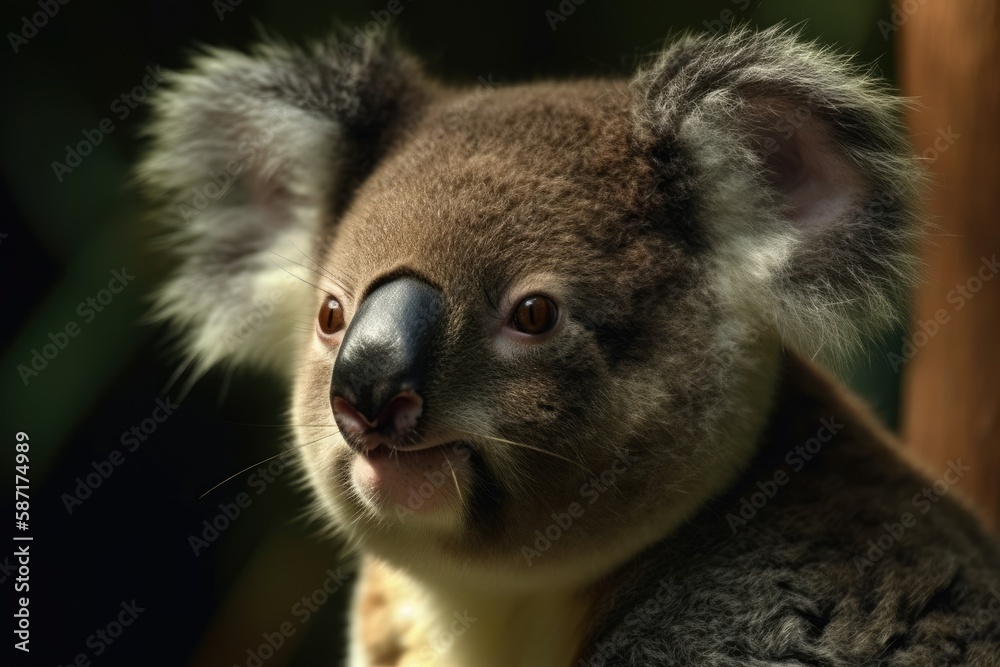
[897,1,1000,529]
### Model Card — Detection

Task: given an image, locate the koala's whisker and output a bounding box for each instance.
[283,243,336,279]
[266,256,326,293]
[269,249,352,295]
[198,429,337,499]
[452,429,594,476]
[443,452,464,506]
[287,320,318,334]
[219,420,333,428]
[163,353,196,398]
[288,239,354,291]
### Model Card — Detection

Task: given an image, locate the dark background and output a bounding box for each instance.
[1,2,906,665]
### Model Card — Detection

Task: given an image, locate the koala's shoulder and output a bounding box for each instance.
[581,359,1000,666]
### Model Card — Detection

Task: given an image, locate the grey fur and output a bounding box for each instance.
[582,357,1000,666]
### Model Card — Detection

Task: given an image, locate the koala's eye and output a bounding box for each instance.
[512,296,557,335]
[318,296,345,336]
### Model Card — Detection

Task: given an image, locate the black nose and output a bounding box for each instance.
[331,277,444,447]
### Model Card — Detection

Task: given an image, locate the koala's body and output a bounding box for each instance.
[141,27,1000,666]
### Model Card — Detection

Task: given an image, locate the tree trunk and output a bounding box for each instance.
[897,1,1000,530]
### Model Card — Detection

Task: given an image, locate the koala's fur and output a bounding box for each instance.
[140,26,1000,667]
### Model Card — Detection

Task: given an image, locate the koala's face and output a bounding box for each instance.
[142,29,918,588]
[291,83,757,586]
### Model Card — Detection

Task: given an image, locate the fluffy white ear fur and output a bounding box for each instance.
[638,27,922,362]
[138,48,341,378]
[138,36,427,380]
[150,221,320,377]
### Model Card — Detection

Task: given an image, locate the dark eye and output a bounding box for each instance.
[318,295,345,336]
[512,296,557,335]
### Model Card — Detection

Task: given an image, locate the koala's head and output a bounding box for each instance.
[141,28,919,589]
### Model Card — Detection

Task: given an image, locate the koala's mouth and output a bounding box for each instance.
[361,438,465,456]
[344,432,448,456]
[348,438,474,517]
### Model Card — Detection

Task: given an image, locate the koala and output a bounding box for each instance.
[140,26,1000,667]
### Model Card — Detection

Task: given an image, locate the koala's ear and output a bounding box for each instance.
[633,26,922,359]
[139,35,429,377]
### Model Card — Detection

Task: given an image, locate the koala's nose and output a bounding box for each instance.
[331,277,444,447]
